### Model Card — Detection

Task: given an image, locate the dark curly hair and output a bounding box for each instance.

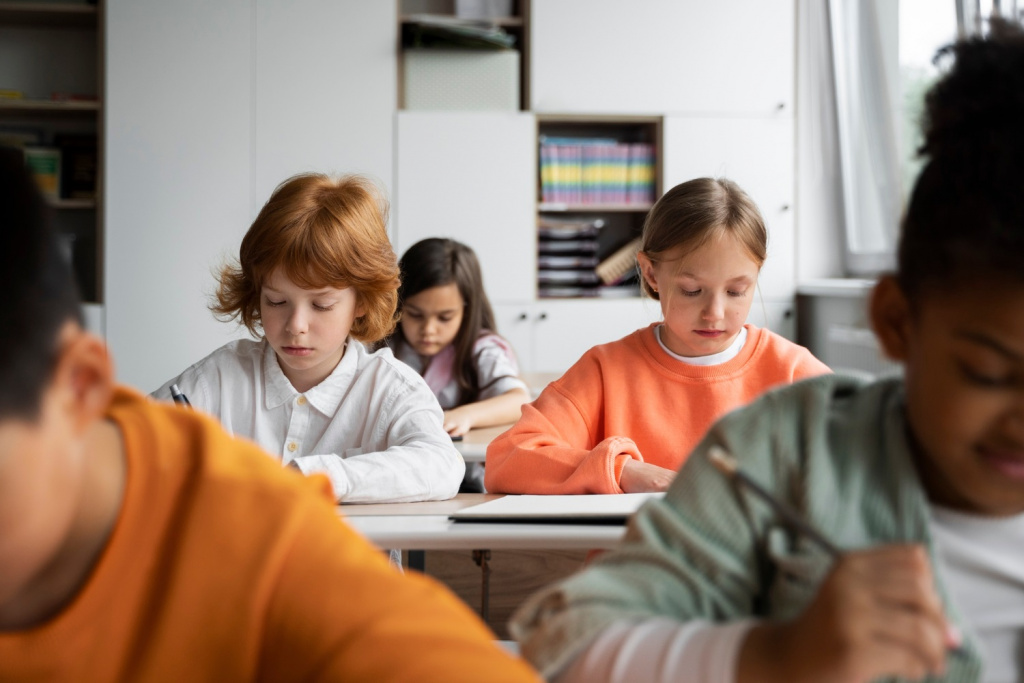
[898,19,1024,302]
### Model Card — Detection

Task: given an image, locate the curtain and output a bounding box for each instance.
[827,0,901,275]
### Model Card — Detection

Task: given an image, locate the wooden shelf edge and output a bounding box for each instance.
[400,14,523,28]
[539,203,654,213]
[0,98,101,114]
[0,2,98,27]
[49,198,97,209]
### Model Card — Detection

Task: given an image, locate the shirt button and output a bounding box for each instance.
[297,396,307,406]
[287,442,298,452]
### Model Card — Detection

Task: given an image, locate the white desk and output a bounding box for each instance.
[340,494,627,551]
[454,425,510,463]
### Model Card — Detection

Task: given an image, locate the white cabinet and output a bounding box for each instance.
[106,0,254,392]
[106,1,396,392]
[663,115,796,300]
[495,299,663,374]
[531,0,794,116]
[253,0,396,208]
[395,111,537,303]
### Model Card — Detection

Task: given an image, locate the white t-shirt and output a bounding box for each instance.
[655,325,748,366]
[930,505,1024,683]
[154,338,464,504]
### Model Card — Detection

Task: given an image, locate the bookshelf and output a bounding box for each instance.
[536,115,662,299]
[0,0,103,303]
[397,0,530,111]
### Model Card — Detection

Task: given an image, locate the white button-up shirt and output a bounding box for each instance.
[154,338,464,503]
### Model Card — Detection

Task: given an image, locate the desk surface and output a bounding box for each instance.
[454,425,510,462]
[339,494,628,550]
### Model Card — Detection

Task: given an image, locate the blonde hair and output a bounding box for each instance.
[639,178,767,300]
[212,173,400,342]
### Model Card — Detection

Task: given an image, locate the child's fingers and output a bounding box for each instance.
[863,639,946,682]
[865,606,949,677]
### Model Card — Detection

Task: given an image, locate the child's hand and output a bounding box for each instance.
[738,545,959,683]
[442,407,474,437]
[619,459,676,492]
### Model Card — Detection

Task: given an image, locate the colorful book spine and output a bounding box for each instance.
[539,137,656,207]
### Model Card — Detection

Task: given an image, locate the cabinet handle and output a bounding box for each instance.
[781,204,790,212]
[783,308,793,319]
[517,312,528,321]
[776,102,786,111]
[537,312,548,321]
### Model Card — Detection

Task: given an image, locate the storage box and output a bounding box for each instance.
[403,49,519,110]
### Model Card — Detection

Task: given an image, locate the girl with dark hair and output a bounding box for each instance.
[386,238,530,491]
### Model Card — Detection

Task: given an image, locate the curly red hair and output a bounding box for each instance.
[212,173,400,343]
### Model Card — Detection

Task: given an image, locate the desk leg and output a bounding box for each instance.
[472,549,492,623]
[407,550,425,572]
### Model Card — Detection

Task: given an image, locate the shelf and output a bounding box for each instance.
[0,2,97,28]
[539,203,654,213]
[49,198,97,209]
[400,14,523,28]
[0,98,100,119]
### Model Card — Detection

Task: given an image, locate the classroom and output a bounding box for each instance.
[3,0,1023,681]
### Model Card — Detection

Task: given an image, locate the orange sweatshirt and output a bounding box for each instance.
[485,324,830,494]
[0,387,539,683]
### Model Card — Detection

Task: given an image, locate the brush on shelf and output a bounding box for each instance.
[595,237,642,286]
[707,446,840,557]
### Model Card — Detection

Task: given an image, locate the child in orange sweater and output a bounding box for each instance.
[0,151,539,682]
[485,178,830,494]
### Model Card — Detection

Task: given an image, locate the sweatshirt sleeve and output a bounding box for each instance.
[484,355,643,495]
[258,488,541,683]
[791,347,832,381]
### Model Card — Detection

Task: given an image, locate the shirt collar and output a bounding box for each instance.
[261,338,360,415]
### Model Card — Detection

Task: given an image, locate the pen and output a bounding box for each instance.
[170,384,192,409]
[707,446,840,557]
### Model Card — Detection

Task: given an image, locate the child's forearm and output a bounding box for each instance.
[448,388,530,430]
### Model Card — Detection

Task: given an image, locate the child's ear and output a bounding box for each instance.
[870,275,912,361]
[635,252,658,294]
[51,324,114,434]
[354,296,367,320]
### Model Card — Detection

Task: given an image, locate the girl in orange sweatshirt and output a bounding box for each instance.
[485,178,830,495]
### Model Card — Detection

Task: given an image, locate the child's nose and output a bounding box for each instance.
[702,294,725,320]
[286,308,308,334]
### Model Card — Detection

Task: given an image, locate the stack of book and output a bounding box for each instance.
[539,136,655,206]
[538,216,601,298]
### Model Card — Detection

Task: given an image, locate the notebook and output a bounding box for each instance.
[449,493,664,524]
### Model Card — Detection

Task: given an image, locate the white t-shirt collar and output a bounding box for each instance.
[655,325,748,366]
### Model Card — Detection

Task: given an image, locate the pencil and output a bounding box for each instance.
[707,446,841,557]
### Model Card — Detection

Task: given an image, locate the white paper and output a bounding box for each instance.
[449,493,664,522]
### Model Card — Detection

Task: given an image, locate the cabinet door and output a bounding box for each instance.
[663,116,795,300]
[530,299,663,374]
[747,298,796,341]
[106,0,253,392]
[493,302,537,374]
[396,112,537,303]
[253,0,395,208]
[531,0,794,116]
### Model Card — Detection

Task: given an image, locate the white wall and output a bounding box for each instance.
[105,1,395,392]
